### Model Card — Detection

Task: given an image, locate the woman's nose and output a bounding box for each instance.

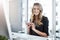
[35,9,37,11]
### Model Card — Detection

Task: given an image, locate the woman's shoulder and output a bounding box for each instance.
[42,16,49,22]
[42,16,48,20]
[42,16,49,26]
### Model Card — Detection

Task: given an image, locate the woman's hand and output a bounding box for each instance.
[31,23,48,37]
[31,23,36,30]
[26,22,31,29]
[26,22,32,34]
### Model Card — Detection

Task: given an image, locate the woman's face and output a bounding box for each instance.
[33,5,40,16]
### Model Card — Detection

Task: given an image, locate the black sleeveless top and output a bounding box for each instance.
[29,16,49,36]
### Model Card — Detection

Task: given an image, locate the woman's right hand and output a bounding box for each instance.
[26,22,32,34]
[26,22,31,29]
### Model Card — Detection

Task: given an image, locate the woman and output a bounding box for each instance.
[26,3,49,37]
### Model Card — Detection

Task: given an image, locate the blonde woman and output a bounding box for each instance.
[26,3,49,37]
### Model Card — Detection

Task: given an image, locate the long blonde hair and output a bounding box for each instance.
[30,3,43,25]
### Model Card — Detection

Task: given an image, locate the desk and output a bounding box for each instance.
[11,32,53,40]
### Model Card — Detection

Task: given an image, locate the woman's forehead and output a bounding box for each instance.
[33,5,40,8]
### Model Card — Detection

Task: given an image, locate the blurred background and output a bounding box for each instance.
[0,0,60,40]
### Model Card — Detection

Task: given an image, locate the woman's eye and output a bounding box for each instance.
[37,8,39,10]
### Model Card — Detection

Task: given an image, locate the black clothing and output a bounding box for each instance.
[29,16,49,36]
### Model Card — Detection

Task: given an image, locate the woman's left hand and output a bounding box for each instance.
[31,23,36,30]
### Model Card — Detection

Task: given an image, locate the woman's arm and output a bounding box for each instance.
[31,23,48,37]
[32,28,48,37]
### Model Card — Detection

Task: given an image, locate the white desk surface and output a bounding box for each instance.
[11,32,53,40]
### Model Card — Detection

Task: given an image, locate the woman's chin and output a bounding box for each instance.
[34,14,38,16]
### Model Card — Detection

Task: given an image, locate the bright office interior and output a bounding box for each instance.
[2,0,60,40]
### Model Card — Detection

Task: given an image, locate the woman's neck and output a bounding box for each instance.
[35,15,38,20]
